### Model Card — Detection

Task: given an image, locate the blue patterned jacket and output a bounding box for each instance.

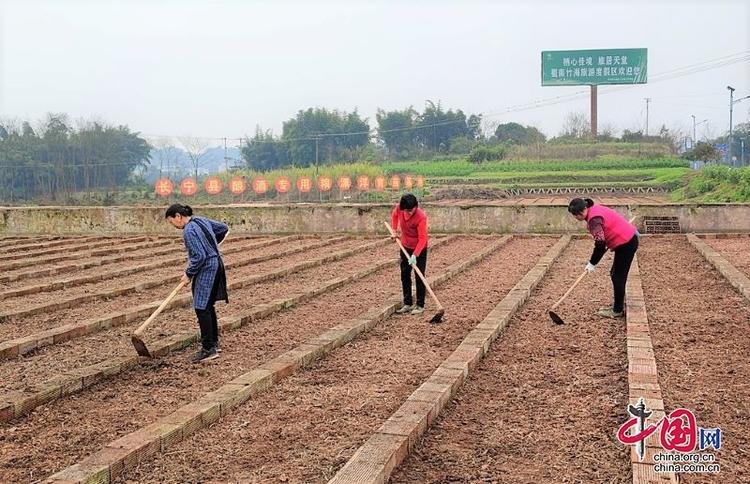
[183,217,228,309]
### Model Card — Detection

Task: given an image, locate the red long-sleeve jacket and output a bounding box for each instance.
[391,205,428,256]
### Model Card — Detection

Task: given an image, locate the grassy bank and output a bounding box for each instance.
[672,165,750,202]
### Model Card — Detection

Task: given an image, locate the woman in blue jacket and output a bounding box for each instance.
[165,204,228,363]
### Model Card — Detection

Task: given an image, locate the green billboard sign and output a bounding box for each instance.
[541,48,647,86]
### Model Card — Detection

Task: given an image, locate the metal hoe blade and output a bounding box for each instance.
[131,335,152,358]
[429,308,445,324]
[548,310,565,325]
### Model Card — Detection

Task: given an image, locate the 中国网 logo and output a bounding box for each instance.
[616,398,721,474]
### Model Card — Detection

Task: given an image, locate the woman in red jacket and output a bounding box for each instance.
[568,197,639,319]
[391,194,429,315]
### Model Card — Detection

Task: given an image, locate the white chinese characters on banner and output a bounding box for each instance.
[553,53,642,82]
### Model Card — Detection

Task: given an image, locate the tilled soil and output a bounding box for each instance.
[0,237,175,272]
[0,240,188,290]
[0,235,87,251]
[0,240,399,391]
[125,237,555,483]
[0,237,333,312]
[0,235,129,258]
[0,236,269,293]
[704,237,750,278]
[391,239,630,483]
[0,238,356,341]
[0,236,487,483]
[639,236,750,483]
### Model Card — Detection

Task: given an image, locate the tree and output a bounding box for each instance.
[494,122,546,145]
[415,100,470,153]
[597,122,617,141]
[150,138,184,178]
[728,122,750,163]
[621,129,645,142]
[559,111,591,139]
[0,114,150,202]
[466,114,483,141]
[281,108,370,166]
[179,137,212,180]
[682,142,721,162]
[376,107,418,159]
[242,127,288,171]
[710,123,749,163]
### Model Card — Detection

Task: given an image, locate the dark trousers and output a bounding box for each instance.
[611,234,639,313]
[195,271,221,351]
[400,247,428,307]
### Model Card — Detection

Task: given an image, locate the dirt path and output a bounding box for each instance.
[0,240,395,391]
[0,238,355,341]
[704,237,750,277]
[391,239,630,483]
[639,236,750,483]
[0,237,487,483]
[0,236,268,292]
[123,237,555,483]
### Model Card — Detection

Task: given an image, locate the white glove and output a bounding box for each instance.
[585,262,596,273]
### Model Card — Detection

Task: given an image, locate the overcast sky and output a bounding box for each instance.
[0,0,748,147]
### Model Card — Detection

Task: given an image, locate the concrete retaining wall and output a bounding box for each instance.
[1,203,749,234]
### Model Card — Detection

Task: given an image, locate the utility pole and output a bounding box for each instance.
[728,86,735,165]
[223,137,229,172]
[644,98,651,136]
[590,85,598,137]
[692,115,696,147]
[314,136,320,176]
[691,117,708,145]
[237,138,244,170]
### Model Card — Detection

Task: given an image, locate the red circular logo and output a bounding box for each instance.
[155,178,174,197]
[229,176,247,195]
[318,175,333,192]
[275,176,292,193]
[252,177,269,194]
[337,175,352,191]
[180,178,198,196]
[296,176,313,193]
[204,176,223,195]
[356,175,370,191]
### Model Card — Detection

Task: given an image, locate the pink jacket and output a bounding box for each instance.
[585,204,636,250]
[391,206,428,256]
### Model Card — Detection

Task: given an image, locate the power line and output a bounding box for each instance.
[2,52,748,170]
[144,51,750,147]
[0,161,149,168]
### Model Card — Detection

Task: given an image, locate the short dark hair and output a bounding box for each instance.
[568,198,594,215]
[399,193,418,210]
[165,204,193,218]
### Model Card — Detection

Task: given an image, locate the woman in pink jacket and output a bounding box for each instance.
[568,198,639,319]
[391,194,429,315]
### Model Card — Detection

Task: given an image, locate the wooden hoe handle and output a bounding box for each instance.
[550,270,588,311]
[384,222,443,311]
[133,280,187,337]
